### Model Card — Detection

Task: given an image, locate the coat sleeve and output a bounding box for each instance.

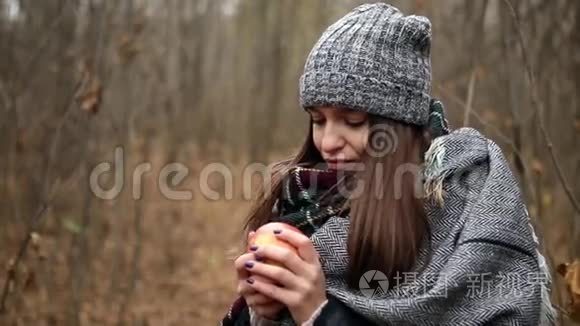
[233,296,373,326]
[313,295,377,326]
[220,296,251,326]
[248,308,284,326]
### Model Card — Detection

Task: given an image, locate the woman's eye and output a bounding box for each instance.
[346,120,366,127]
[312,119,325,126]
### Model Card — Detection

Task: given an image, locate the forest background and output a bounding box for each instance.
[0,0,579,325]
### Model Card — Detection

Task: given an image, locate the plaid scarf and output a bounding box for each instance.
[271,165,352,236]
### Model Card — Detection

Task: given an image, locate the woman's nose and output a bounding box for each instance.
[320,126,345,155]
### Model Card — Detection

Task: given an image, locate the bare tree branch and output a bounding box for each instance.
[0,79,10,113]
[438,85,524,157]
[503,0,580,216]
[0,69,83,313]
[437,84,539,207]
[0,203,48,314]
[463,69,477,127]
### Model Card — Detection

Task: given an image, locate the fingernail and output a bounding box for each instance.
[245,261,254,268]
[249,245,258,251]
[255,255,264,262]
[247,278,254,284]
[273,229,282,234]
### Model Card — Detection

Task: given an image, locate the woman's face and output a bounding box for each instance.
[307,106,369,170]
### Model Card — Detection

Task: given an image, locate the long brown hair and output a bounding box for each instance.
[242,115,431,289]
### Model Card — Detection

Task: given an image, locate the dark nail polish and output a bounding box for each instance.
[247,278,254,284]
[245,261,254,268]
[255,255,264,262]
[249,245,258,251]
[273,229,282,234]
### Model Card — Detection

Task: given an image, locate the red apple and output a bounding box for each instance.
[248,222,302,268]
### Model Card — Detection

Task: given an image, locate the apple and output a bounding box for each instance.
[247,222,303,287]
[248,222,302,268]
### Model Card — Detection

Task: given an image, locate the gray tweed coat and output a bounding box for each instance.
[250,128,556,326]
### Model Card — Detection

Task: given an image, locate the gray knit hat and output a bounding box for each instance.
[299,3,432,126]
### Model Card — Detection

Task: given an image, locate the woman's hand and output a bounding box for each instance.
[234,231,285,320]
[244,227,327,325]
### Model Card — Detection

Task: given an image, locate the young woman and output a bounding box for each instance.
[221,3,555,326]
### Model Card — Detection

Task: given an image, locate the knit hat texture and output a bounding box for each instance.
[299,3,432,126]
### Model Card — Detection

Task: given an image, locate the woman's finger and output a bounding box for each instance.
[251,245,309,276]
[252,301,285,320]
[272,228,319,264]
[238,275,280,304]
[234,252,256,279]
[236,279,256,297]
[244,259,301,289]
[247,276,297,308]
[245,292,275,306]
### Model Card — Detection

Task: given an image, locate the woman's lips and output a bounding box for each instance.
[326,160,358,170]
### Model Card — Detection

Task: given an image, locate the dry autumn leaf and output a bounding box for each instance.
[30,232,40,249]
[530,159,544,176]
[79,78,102,114]
[557,259,580,321]
[413,0,426,11]
[23,270,37,292]
[117,33,139,65]
[74,60,102,115]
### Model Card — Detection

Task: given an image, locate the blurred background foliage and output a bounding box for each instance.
[0,0,579,325]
